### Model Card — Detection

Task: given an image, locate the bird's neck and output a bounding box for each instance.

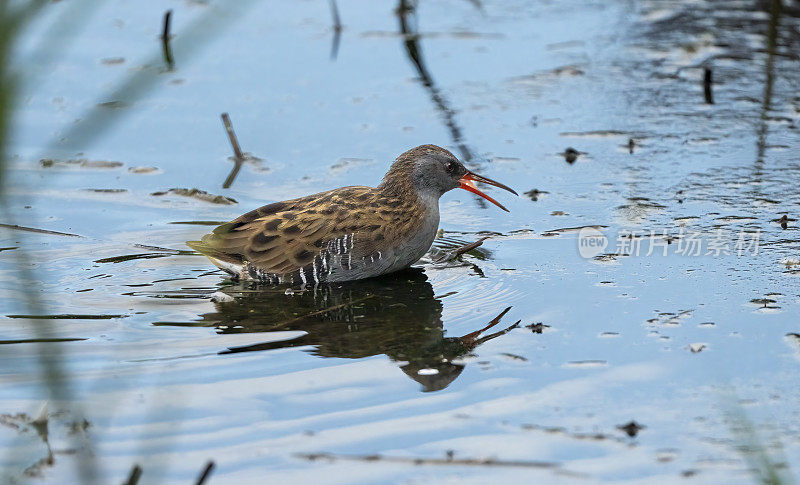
[378,174,440,214]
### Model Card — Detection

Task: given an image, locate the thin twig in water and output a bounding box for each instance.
[435,236,488,262]
[221,113,244,160]
[161,10,174,70]
[329,0,342,60]
[453,236,488,257]
[703,67,713,104]
[295,452,584,477]
[397,0,475,164]
[459,306,513,345]
[195,460,215,485]
[221,112,245,188]
[329,0,342,30]
[123,464,142,485]
[0,223,83,238]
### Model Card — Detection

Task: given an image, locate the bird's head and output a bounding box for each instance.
[382,144,517,211]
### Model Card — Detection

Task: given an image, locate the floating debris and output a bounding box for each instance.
[330,158,373,174]
[523,189,549,201]
[100,57,125,65]
[94,251,190,264]
[716,213,758,223]
[83,188,127,193]
[617,420,645,437]
[541,225,608,237]
[295,452,573,473]
[169,220,227,226]
[750,298,777,307]
[525,322,550,334]
[773,214,795,229]
[510,64,586,84]
[703,67,714,104]
[0,223,83,238]
[40,158,123,169]
[564,360,607,368]
[562,147,580,164]
[593,253,621,263]
[559,129,628,139]
[754,198,781,206]
[617,198,667,222]
[128,166,160,174]
[521,423,629,444]
[0,337,87,345]
[97,100,128,109]
[688,343,708,353]
[151,188,237,205]
[782,259,800,270]
[647,310,693,327]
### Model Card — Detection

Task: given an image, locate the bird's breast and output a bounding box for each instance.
[385,200,440,272]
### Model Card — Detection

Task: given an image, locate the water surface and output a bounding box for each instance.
[1,0,799,483]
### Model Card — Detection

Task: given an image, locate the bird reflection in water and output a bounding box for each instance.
[194,269,518,392]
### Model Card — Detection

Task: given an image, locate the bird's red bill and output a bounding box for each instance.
[458,172,517,212]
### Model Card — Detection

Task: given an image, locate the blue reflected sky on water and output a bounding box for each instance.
[1,0,799,483]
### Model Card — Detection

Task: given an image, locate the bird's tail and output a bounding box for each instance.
[186,237,244,277]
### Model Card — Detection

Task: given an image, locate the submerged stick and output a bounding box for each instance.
[221,113,244,160]
[195,460,215,485]
[161,10,174,70]
[0,223,83,238]
[295,452,583,476]
[435,236,489,262]
[703,67,713,104]
[221,113,245,188]
[329,0,342,30]
[123,464,143,485]
[329,0,342,60]
[452,236,488,257]
[460,307,519,345]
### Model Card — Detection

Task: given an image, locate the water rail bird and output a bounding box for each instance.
[187,144,517,284]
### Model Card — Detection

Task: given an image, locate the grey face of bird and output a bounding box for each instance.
[410,152,468,198]
[411,151,519,212]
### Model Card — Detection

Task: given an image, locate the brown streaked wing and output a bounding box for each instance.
[190,186,416,278]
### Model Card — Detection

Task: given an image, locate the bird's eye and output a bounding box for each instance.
[445,161,457,174]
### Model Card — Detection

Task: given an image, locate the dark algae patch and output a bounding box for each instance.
[151,188,237,205]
